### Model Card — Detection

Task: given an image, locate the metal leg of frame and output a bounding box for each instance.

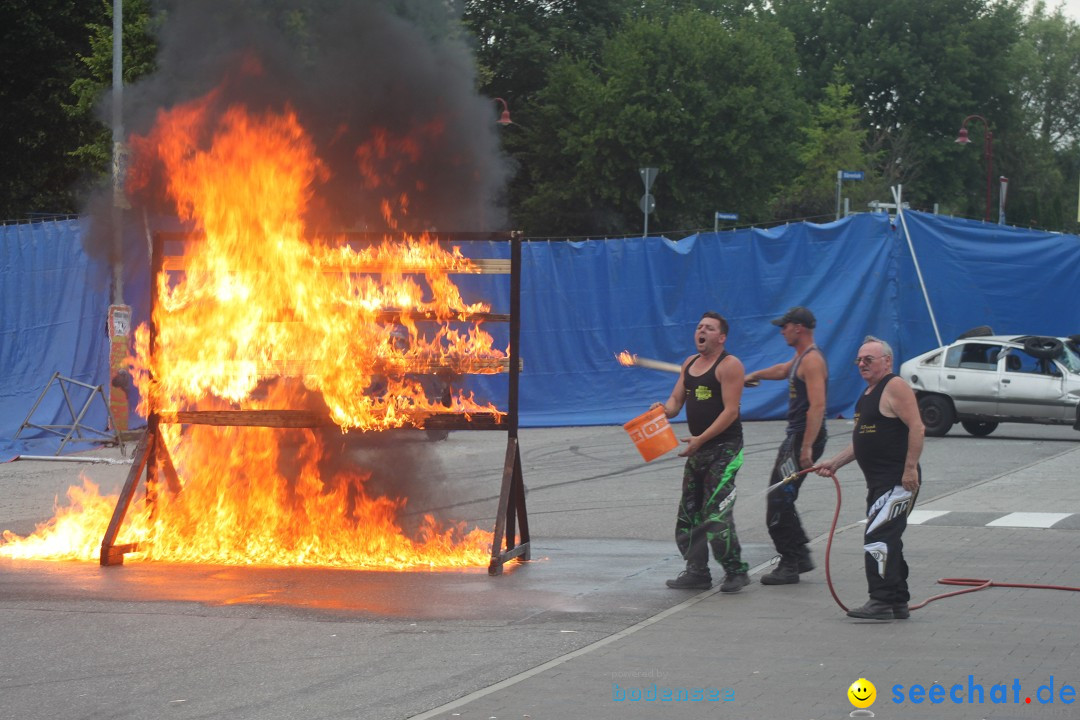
[13,372,60,441]
[100,429,152,566]
[488,233,530,575]
[488,436,530,575]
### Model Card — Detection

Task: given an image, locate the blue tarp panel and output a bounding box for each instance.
[504,213,899,426]
[3,211,1079,461]
[0,220,113,460]
[893,212,1080,354]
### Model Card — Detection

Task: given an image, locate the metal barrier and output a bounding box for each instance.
[14,372,126,456]
[100,231,529,574]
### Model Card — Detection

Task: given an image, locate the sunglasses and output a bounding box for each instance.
[854,355,882,366]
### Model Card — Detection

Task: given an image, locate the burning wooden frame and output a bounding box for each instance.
[100,231,529,575]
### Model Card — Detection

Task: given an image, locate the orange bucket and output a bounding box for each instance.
[623,406,679,462]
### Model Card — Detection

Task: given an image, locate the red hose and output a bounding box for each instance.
[818,472,1080,614]
[821,470,849,612]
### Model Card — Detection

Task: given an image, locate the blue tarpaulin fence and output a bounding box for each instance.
[3,212,1078,461]
[0,219,113,460]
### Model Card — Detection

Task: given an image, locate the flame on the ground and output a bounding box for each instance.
[1,427,491,570]
[1,87,501,569]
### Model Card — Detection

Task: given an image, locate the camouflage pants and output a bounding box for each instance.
[675,440,747,576]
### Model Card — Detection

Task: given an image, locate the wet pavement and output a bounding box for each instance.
[2,421,1078,719]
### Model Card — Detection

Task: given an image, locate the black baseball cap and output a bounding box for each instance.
[771,306,816,329]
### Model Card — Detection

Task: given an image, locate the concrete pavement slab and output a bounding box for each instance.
[2,422,1078,719]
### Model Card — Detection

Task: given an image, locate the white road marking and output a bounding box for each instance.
[985,512,1072,528]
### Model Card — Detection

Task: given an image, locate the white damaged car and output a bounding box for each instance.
[898,330,1080,437]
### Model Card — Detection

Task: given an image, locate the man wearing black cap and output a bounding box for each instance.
[745,306,828,585]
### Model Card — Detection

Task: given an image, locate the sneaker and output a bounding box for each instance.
[760,559,799,585]
[665,571,712,590]
[796,547,814,574]
[892,602,910,620]
[719,572,750,593]
[846,599,894,620]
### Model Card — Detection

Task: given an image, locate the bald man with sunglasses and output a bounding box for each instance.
[816,335,924,620]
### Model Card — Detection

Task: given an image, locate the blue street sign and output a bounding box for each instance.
[841,170,865,181]
[715,212,739,221]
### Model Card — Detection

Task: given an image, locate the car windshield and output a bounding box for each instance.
[1059,342,1080,374]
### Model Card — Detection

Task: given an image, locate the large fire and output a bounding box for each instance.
[1,86,505,570]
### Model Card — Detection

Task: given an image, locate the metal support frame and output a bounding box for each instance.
[892,185,943,348]
[99,230,529,574]
[14,372,126,456]
[488,234,530,574]
[100,417,181,565]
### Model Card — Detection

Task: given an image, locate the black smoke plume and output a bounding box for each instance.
[83,0,510,541]
[84,0,510,263]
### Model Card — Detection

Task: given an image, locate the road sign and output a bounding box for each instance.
[639,167,659,236]
[639,167,659,191]
[715,212,738,221]
[836,170,866,219]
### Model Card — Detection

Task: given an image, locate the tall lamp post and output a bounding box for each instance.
[955,115,993,222]
[109,0,132,432]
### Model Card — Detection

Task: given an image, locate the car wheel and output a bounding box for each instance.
[960,420,998,437]
[918,394,955,437]
[1023,336,1064,359]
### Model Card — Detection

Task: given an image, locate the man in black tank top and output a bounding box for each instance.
[817,336,925,620]
[654,312,750,593]
[744,306,828,584]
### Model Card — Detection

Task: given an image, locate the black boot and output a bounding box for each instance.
[760,558,799,585]
[846,599,894,620]
[719,572,751,593]
[666,570,712,589]
[796,546,814,574]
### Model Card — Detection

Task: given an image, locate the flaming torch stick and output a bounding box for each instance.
[617,350,761,385]
[616,351,682,374]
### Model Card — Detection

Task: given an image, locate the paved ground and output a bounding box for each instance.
[1,420,1078,720]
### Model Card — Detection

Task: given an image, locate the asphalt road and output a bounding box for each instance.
[0,419,1076,720]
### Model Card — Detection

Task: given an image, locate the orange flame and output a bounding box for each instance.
[1,427,491,570]
[616,351,636,367]
[1,92,501,569]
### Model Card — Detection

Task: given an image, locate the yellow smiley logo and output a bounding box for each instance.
[847,678,876,709]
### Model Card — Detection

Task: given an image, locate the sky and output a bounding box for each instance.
[1052,0,1080,21]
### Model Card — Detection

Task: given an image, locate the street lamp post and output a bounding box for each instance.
[955,115,993,222]
[109,0,132,433]
[111,0,124,305]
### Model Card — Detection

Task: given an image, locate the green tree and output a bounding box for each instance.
[464,0,634,104]
[512,11,807,236]
[0,0,107,218]
[1016,1,1080,148]
[69,0,161,173]
[772,67,884,220]
[463,1,773,233]
[1003,1,1080,229]
[464,0,765,106]
[771,0,1027,219]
